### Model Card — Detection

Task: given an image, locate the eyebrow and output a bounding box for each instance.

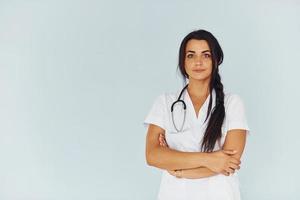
[186,50,211,54]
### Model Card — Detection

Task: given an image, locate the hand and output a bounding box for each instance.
[159,133,169,148]
[206,149,241,176]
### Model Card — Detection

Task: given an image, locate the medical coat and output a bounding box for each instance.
[143,88,250,200]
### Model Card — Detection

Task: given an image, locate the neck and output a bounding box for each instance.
[187,78,210,99]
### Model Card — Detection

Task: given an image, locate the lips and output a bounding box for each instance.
[193,69,205,72]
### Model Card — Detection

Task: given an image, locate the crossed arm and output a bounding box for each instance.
[145,124,247,179]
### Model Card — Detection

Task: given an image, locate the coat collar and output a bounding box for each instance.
[183,87,216,123]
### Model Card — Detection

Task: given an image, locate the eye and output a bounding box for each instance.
[186,54,193,58]
[204,54,211,58]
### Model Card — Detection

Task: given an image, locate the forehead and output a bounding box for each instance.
[185,39,210,52]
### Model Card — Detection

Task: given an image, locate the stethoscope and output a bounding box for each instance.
[171,84,189,133]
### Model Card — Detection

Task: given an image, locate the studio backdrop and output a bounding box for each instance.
[0,0,299,199]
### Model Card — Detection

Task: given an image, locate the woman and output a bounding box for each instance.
[143,29,250,200]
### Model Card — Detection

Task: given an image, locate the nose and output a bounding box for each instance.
[195,55,203,65]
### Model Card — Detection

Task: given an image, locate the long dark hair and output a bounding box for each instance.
[178,29,225,152]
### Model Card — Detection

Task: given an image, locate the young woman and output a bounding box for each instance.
[143,29,250,200]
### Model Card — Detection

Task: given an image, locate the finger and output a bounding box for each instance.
[159,134,163,140]
[228,163,240,170]
[226,168,235,174]
[161,137,166,144]
[159,140,164,146]
[159,134,162,140]
[158,136,163,144]
[159,136,164,143]
[159,137,166,146]
[224,169,233,176]
[229,158,241,165]
[159,138,163,144]
[230,165,240,171]
[222,170,230,176]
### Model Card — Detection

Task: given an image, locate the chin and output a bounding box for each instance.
[189,74,211,82]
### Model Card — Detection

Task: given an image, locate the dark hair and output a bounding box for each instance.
[177,29,225,152]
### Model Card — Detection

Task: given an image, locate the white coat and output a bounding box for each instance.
[143,88,250,200]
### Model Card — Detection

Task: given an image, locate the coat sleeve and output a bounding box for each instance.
[225,94,250,135]
[143,94,167,130]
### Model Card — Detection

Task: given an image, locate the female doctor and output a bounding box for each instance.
[144,29,250,200]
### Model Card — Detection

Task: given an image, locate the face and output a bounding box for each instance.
[184,39,213,82]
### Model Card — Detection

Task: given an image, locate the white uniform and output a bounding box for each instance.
[143,88,250,200]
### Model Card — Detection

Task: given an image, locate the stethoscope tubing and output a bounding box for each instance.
[170,84,189,133]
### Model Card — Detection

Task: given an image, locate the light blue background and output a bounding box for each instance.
[0,0,299,199]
